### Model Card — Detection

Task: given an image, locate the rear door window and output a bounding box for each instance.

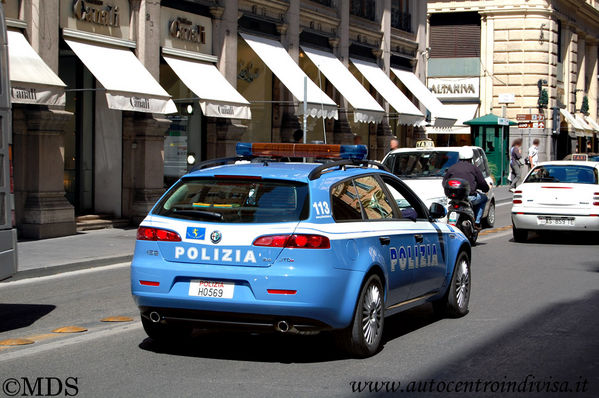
[153,178,309,223]
[331,179,363,221]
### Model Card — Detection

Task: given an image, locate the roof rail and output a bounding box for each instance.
[190,155,256,172]
[308,159,390,180]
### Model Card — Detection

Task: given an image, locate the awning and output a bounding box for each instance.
[574,114,594,137]
[65,38,176,114]
[425,103,479,135]
[240,33,338,119]
[163,55,251,120]
[301,46,384,123]
[390,68,456,128]
[7,30,66,106]
[560,109,586,137]
[584,116,599,133]
[350,58,424,126]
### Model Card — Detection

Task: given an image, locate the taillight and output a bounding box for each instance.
[448,180,461,187]
[253,234,330,249]
[594,193,599,206]
[137,227,182,241]
[513,189,523,205]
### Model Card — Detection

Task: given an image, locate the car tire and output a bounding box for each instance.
[433,251,470,318]
[483,200,495,228]
[336,274,384,358]
[512,224,528,242]
[141,316,191,343]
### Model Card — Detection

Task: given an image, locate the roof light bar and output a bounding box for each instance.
[236,142,367,160]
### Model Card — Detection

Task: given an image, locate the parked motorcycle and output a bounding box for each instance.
[443,178,478,245]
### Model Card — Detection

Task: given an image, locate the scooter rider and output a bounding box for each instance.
[442,147,490,229]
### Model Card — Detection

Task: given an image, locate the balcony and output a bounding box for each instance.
[391,10,411,32]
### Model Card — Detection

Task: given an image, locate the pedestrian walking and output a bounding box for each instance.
[528,138,540,169]
[509,138,523,192]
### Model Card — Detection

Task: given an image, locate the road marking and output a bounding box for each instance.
[479,225,512,236]
[0,323,142,363]
[478,229,513,242]
[0,262,130,289]
[496,202,512,208]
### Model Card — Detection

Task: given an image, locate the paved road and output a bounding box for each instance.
[1,207,597,397]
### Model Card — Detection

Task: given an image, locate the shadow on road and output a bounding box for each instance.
[138,306,440,363]
[512,231,599,246]
[389,290,599,397]
[0,303,56,333]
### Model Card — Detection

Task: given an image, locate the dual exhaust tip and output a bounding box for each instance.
[149,311,292,333]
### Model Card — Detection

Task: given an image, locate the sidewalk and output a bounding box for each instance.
[12,227,137,280]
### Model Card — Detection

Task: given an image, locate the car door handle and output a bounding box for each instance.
[414,234,424,243]
[379,236,391,246]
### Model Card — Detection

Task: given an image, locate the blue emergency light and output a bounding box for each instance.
[236,142,367,160]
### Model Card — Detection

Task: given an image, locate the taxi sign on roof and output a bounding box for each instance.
[416,140,434,148]
[571,154,588,161]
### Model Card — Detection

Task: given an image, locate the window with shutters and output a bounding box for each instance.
[429,12,481,58]
[391,0,411,32]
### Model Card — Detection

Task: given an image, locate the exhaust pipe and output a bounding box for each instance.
[276,320,290,333]
[149,311,161,323]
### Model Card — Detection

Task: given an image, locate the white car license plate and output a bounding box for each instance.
[448,212,458,223]
[537,216,575,226]
[189,280,234,299]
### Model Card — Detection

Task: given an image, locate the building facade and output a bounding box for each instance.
[428,0,599,161]
[4,0,432,239]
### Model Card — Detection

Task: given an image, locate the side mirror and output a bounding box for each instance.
[429,202,447,219]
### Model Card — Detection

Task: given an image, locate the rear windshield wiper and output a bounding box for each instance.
[171,209,223,220]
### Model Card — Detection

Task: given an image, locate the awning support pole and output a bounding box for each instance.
[303,76,308,144]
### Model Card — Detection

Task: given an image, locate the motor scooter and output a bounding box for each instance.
[443,178,478,245]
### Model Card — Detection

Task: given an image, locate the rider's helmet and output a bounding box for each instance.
[459,147,474,160]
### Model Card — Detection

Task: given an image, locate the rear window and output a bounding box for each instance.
[384,151,459,177]
[525,165,598,184]
[153,178,309,223]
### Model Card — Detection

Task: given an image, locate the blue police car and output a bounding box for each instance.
[131,143,471,357]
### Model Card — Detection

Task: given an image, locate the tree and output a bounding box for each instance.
[581,96,589,115]
[538,89,548,109]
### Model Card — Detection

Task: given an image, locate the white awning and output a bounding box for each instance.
[301,46,384,124]
[350,58,424,126]
[560,109,586,137]
[390,68,456,128]
[240,33,338,119]
[7,30,66,106]
[65,38,176,114]
[574,114,594,137]
[425,103,478,135]
[584,116,599,133]
[163,55,251,120]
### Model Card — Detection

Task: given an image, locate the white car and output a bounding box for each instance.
[382,146,496,227]
[511,160,599,242]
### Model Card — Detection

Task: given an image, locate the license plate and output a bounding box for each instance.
[537,216,575,226]
[448,212,458,223]
[188,280,234,299]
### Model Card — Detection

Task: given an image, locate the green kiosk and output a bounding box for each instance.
[464,113,516,186]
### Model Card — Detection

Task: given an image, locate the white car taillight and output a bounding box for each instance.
[593,192,599,206]
[513,190,523,204]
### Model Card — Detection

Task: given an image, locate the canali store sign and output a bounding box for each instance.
[60,0,130,39]
[161,7,212,55]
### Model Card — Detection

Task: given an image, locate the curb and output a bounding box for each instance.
[3,255,133,282]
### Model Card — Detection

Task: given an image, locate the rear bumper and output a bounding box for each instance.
[131,253,365,330]
[511,212,599,231]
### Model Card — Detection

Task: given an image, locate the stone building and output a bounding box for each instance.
[3,0,436,239]
[427,0,599,161]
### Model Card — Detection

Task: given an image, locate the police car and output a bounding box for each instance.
[131,143,472,357]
